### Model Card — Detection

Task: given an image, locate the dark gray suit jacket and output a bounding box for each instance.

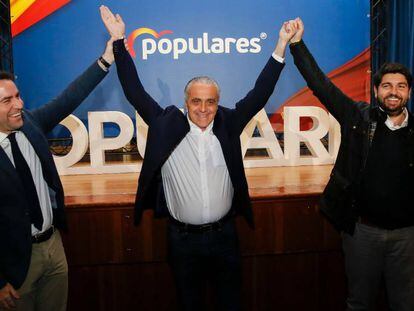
[0,61,107,289]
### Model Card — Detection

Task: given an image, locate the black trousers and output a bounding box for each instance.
[342,223,414,311]
[167,218,242,311]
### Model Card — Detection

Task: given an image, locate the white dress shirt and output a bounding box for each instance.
[161,117,234,225]
[161,53,284,225]
[0,131,53,235]
[384,107,409,130]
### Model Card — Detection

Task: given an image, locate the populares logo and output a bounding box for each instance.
[127,27,265,60]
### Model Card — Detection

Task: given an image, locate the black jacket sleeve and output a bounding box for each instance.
[233,57,285,134]
[289,40,357,125]
[31,61,108,133]
[113,39,163,126]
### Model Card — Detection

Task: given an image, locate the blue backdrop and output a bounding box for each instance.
[13,0,370,137]
[388,0,414,110]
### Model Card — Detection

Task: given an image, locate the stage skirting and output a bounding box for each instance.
[61,165,350,310]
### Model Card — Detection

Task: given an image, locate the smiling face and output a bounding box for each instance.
[185,82,219,131]
[0,79,24,134]
[374,73,411,117]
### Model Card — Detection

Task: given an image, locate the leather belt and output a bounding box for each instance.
[358,216,382,229]
[169,213,232,233]
[32,226,55,243]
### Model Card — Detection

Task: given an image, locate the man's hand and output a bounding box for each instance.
[289,17,304,43]
[101,37,115,66]
[100,37,129,67]
[273,21,295,58]
[99,5,125,40]
[279,21,295,44]
[0,283,19,310]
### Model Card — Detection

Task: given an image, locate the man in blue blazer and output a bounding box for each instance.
[0,41,114,310]
[101,6,294,310]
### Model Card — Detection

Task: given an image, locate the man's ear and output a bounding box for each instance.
[373,86,378,99]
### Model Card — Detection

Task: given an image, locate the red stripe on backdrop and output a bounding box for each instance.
[270,47,371,132]
[12,0,71,37]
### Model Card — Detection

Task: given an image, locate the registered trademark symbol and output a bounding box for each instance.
[260,32,267,40]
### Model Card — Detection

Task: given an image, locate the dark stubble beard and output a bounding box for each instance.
[377,95,407,117]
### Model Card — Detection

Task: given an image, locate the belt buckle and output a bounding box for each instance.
[199,223,214,232]
[32,232,43,243]
[201,221,222,232]
[32,226,54,243]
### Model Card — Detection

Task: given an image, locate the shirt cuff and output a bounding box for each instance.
[272,52,285,64]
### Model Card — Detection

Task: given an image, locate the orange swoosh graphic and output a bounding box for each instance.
[127,27,173,58]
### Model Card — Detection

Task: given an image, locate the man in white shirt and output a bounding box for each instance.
[101,6,295,310]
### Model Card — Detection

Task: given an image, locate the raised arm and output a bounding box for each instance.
[233,21,294,132]
[288,18,359,124]
[31,36,112,133]
[100,5,163,125]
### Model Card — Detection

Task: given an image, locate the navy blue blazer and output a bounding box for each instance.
[0,62,107,289]
[113,40,284,228]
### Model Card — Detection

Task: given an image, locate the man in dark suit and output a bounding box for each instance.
[101,6,294,310]
[288,18,414,310]
[0,40,114,310]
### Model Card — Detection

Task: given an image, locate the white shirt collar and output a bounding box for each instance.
[382,107,409,130]
[0,130,12,145]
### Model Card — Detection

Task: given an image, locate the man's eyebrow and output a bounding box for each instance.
[0,95,12,102]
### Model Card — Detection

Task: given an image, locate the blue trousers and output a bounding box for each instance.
[167,219,241,311]
[342,223,414,311]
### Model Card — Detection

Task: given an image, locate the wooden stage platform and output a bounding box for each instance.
[61,164,332,206]
[59,164,354,311]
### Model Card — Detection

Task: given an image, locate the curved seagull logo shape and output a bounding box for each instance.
[127,27,173,58]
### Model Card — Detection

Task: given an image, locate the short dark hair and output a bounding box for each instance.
[0,71,15,81]
[373,63,412,88]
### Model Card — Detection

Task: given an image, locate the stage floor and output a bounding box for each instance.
[61,164,333,208]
